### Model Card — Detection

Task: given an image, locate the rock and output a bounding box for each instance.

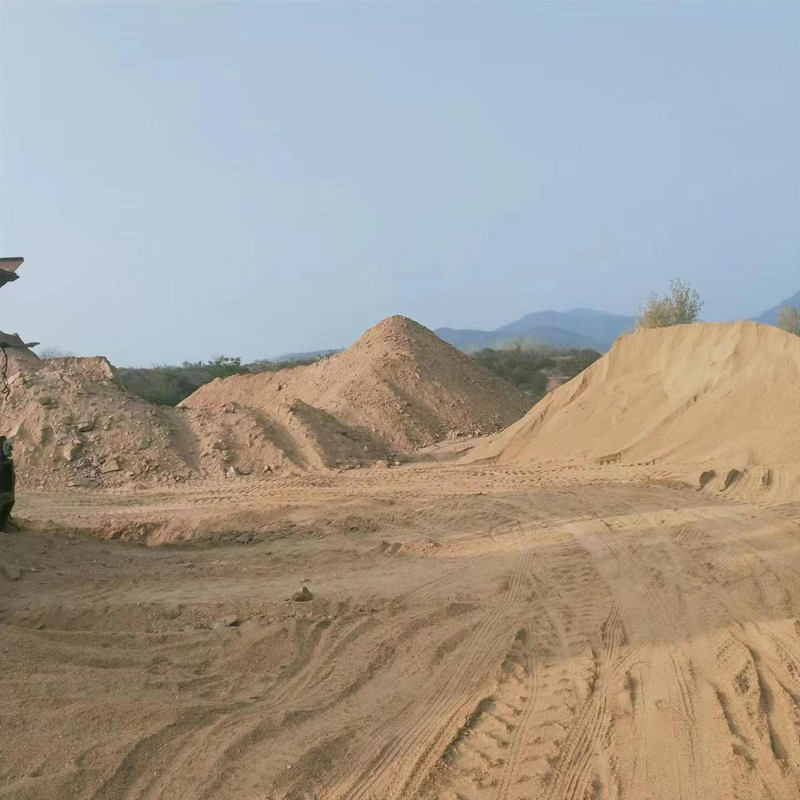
[211,440,225,450]
[63,443,82,462]
[77,421,95,433]
[698,470,716,489]
[226,466,238,479]
[222,614,240,627]
[292,586,314,602]
[235,533,254,544]
[162,605,183,620]
[37,395,56,406]
[68,477,93,488]
[723,468,743,490]
[0,562,22,581]
[375,460,389,469]
[393,461,402,467]
[100,459,121,474]
[139,440,150,450]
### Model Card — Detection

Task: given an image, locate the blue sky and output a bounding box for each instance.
[1,1,798,365]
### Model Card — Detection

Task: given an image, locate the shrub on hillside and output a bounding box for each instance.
[777,305,800,335]
[637,279,703,328]
[249,351,337,373]
[118,366,201,406]
[471,344,600,400]
[36,346,75,359]
[208,355,248,379]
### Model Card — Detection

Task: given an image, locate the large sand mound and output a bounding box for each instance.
[467,321,800,468]
[182,316,531,469]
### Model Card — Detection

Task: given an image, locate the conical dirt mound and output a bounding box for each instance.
[467,322,800,468]
[182,316,531,468]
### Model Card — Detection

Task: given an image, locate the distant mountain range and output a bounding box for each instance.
[278,291,800,362]
[751,290,800,326]
[436,308,635,353]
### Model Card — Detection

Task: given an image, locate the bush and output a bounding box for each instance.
[777,305,799,335]
[471,344,601,399]
[208,355,247,379]
[36,346,75,359]
[117,367,202,406]
[248,351,337,373]
[555,348,603,378]
[637,279,703,328]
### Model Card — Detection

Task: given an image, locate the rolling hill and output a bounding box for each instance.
[436,308,634,352]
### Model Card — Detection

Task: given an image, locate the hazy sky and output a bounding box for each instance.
[1,1,798,366]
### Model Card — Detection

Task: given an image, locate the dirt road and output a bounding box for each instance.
[1,463,799,799]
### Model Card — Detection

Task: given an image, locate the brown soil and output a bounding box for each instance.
[2,321,799,799]
[2,461,799,800]
[0,354,195,489]
[182,316,532,469]
[1,317,531,487]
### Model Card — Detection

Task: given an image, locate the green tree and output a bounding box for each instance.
[637,278,704,329]
[777,305,799,335]
[208,355,246,379]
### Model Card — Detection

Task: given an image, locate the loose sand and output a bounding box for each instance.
[468,321,800,470]
[1,321,799,799]
[2,461,799,800]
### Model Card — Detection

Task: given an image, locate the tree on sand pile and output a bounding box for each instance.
[637,279,703,329]
[208,356,247,379]
[777,305,800,336]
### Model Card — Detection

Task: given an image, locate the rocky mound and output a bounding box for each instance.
[0,352,195,488]
[467,322,800,468]
[182,316,531,468]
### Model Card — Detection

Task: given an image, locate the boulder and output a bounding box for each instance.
[292,586,314,602]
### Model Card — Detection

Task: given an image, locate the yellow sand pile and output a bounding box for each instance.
[468,322,800,468]
[182,316,531,469]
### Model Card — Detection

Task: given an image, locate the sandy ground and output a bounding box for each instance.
[2,462,799,800]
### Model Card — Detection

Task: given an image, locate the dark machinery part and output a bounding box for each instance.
[0,257,25,531]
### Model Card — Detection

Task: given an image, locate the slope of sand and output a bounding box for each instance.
[2,462,799,800]
[181,315,532,469]
[468,321,800,471]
